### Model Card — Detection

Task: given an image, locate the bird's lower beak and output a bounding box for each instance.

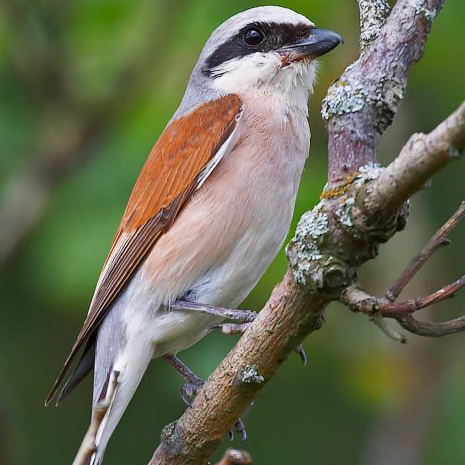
[280,28,343,62]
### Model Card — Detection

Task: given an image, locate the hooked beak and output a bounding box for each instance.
[280,28,343,62]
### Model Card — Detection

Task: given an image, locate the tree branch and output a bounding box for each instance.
[322,0,445,185]
[358,0,391,52]
[148,1,464,464]
[343,202,465,338]
[396,314,465,337]
[150,271,326,465]
[386,201,465,302]
[363,102,465,216]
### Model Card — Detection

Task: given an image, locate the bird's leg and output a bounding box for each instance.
[173,301,306,363]
[210,323,307,365]
[170,300,256,323]
[164,355,204,405]
[164,355,247,441]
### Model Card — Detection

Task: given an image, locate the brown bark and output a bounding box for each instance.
[148,1,465,464]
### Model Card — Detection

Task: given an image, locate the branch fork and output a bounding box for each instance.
[342,202,465,339]
[147,1,465,463]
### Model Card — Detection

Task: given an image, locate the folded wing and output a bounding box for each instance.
[46,94,243,405]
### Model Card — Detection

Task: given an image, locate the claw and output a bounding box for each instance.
[180,380,204,406]
[165,355,249,443]
[295,344,307,365]
[235,419,247,442]
[228,418,247,442]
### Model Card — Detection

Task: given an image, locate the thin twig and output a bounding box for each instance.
[382,275,465,316]
[397,314,465,338]
[344,281,465,339]
[386,201,465,301]
[370,312,407,343]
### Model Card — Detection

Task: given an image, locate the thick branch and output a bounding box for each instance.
[323,0,445,185]
[149,271,327,465]
[148,1,462,464]
[364,101,465,215]
[358,0,391,52]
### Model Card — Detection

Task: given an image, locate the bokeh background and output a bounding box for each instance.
[0,0,464,464]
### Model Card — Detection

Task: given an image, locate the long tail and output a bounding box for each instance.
[72,313,153,465]
[72,350,152,465]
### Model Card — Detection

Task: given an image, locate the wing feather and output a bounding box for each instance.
[46,94,242,404]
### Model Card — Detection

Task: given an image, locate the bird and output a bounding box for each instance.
[45,6,342,465]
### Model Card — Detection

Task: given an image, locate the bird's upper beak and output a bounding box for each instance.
[280,28,343,63]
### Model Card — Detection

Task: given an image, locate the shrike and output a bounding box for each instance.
[46,6,342,465]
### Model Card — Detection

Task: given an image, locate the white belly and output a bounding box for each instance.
[121,101,310,357]
[127,176,299,357]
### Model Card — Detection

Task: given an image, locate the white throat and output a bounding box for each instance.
[211,53,317,113]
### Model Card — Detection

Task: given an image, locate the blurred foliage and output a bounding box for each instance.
[0,1,464,464]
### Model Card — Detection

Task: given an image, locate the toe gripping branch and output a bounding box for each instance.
[164,354,248,442]
[341,201,465,341]
[170,301,307,364]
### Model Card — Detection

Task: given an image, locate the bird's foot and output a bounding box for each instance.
[229,418,247,442]
[164,355,247,441]
[180,378,247,441]
[180,378,204,406]
[210,322,307,365]
[164,355,204,405]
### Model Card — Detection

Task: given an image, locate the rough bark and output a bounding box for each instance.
[148,1,465,464]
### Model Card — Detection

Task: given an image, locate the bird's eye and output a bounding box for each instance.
[243,28,265,46]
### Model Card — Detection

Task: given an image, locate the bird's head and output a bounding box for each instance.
[197,6,342,99]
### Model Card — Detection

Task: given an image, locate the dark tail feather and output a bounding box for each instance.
[46,336,96,407]
[45,331,93,406]
[56,342,96,405]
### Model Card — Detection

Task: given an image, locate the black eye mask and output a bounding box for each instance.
[204,21,312,75]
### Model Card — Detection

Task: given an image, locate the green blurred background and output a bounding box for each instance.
[0,0,464,464]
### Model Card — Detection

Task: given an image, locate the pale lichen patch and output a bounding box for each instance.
[354,162,384,185]
[372,76,405,132]
[286,202,330,285]
[287,161,387,286]
[336,197,355,227]
[240,364,265,384]
[358,0,390,51]
[295,203,329,239]
[322,75,404,132]
[321,80,367,120]
[412,0,437,21]
[449,145,463,159]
